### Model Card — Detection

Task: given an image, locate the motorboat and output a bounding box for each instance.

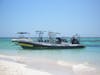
[12,31,85,49]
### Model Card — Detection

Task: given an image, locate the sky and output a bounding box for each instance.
[0,0,100,37]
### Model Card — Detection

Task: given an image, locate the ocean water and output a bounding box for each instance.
[0,37,100,75]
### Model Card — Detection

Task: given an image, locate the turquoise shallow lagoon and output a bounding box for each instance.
[0,37,100,75]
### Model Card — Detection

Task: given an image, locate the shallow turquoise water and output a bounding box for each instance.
[0,37,100,67]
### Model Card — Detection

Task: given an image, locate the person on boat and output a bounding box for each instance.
[61,38,68,42]
[71,35,80,44]
[56,37,62,44]
[56,37,68,44]
[38,37,43,42]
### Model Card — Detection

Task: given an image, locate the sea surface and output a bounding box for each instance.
[0,37,100,75]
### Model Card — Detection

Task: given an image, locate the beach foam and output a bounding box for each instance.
[57,60,100,75]
[72,63,97,75]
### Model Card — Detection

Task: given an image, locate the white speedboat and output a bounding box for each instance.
[12,31,85,49]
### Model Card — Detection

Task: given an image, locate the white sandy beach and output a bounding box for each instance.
[0,56,54,75]
[0,54,100,75]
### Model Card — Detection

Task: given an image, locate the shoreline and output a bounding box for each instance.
[0,54,99,75]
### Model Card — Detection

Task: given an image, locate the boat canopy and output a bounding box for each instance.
[17,32,30,34]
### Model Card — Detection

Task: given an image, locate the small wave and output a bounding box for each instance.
[72,64,97,75]
[57,60,100,75]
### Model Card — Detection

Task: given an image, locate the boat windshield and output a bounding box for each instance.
[16,32,30,38]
